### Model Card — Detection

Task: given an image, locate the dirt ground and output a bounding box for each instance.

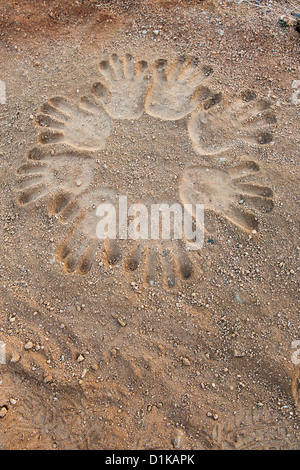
[0,0,299,450]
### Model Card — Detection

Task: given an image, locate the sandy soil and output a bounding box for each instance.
[0,0,299,450]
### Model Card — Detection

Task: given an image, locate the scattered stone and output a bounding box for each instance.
[10,352,20,363]
[206,411,218,420]
[43,374,53,384]
[233,350,245,358]
[117,318,126,327]
[24,341,34,350]
[77,354,85,363]
[172,429,184,449]
[182,357,191,366]
[0,407,7,418]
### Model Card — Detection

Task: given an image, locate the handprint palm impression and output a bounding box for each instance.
[180,161,274,233]
[16,53,276,287]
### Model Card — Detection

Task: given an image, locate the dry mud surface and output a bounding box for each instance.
[0,0,299,450]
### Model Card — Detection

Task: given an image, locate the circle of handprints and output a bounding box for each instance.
[15,54,276,288]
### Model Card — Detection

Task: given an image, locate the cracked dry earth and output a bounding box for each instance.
[0,0,299,450]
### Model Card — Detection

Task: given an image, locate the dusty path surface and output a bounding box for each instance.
[0,0,299,450]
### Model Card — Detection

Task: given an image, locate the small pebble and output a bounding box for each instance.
[0,407,7,418]
[10,352,20,363]
[172,429,184,449]
[117,318,126,327]
[182,357,191,366]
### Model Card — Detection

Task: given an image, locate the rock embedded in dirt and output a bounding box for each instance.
[76,354,85,363]
[43,374,53,384]
[182,357,191,366]
[117,317,126,327]
[10,352,21,363]
[0,407,8,418]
